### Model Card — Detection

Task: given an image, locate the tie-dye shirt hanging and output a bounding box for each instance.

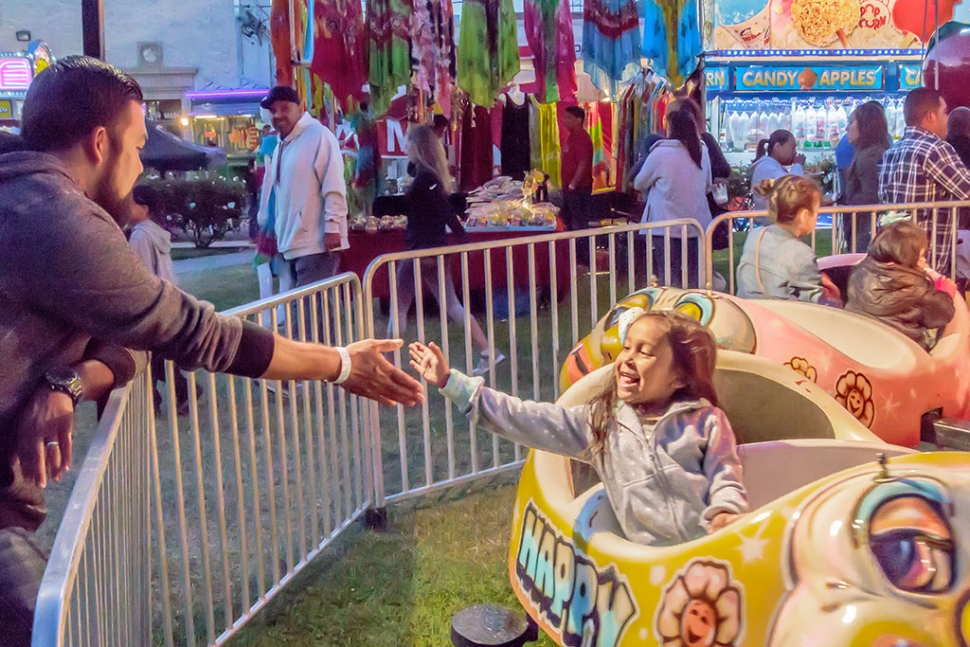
[367,0,412,117]
[641,0,702,86]
[456,0,518,107]
[524,0,577,104]
[582,0,642,95]
[411,0,458,116]
[311,0,367,111]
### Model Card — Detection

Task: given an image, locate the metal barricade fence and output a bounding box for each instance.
[703,200,970,294]
[34,273,371,647]
[361,220,705,506]
[33,372,153,647]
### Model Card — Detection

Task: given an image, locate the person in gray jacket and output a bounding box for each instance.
[410,309,747,546]
[0,56,422,646]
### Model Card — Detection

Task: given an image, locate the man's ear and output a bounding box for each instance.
[81,126,110,165]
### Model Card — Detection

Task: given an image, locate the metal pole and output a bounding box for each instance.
[82,0,105,60]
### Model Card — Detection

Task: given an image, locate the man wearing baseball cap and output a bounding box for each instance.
[258,85,349,287]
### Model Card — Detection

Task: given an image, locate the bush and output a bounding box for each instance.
[139,174,247,248]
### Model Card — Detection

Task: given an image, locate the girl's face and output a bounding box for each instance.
[847,114,860,144]
[918,247,928,270]
[615,317,685,409]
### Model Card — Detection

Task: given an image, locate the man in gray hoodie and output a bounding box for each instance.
[0,56,422,644]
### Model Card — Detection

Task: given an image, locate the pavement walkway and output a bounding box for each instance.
[173,250,254,275]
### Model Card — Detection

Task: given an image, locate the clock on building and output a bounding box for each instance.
[138,42,162,66]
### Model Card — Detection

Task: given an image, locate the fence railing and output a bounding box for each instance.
[33,372,153,647]
[33,199,970,646]
[361,220,705,505]
[703,200,970,294]
[34,273,370,647]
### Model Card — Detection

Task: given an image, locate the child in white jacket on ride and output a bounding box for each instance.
[409,310,748,546]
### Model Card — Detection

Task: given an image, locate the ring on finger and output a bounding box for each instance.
[47,441,59,447]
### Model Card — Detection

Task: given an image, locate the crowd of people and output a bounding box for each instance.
[1,50,970,646]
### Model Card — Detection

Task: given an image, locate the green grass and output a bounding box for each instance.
[178,264,261,311]
[229,481,556,647]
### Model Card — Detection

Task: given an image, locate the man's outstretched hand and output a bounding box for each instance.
[342,339,424,406]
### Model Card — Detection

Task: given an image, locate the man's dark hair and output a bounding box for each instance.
[903,88,943,128]
[20,55,143,152]
[0,131,26,154]
[565,105,586,120]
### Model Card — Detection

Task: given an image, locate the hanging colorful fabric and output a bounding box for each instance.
[582,0,642,95]
[456,0,518,107]
[524,0,577,104]
[537,100,562,188]
[367,0,413,117]
[311,0,367,112]
[641,0,702,86]
[433,0,457,117]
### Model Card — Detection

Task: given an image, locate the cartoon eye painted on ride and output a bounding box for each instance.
[604,290,658,331]
[867,495,954,594]
[673,293,714,326]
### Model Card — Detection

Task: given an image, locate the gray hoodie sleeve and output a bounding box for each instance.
[439,370,593,459]
[699,408,748,524]
[2,193,273,376]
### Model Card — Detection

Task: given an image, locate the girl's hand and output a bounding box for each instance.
[409,342,451,389]
[708,512,743,533]
[820,272,842,305]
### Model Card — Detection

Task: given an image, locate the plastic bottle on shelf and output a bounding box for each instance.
[768,105,781,136]
[758,108,770,140]
[728,109,742,151]
[782,105,793,133]
[804,104,817,145]
[815,104,828,143]
[836,103,848,135]
[827,103,841,144]
[885,100,897,139]
[793,103,807,146]
[895,99,906,138]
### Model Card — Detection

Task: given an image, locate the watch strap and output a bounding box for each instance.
[45,369,83,407]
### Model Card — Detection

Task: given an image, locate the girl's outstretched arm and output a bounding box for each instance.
[410,342,594,459]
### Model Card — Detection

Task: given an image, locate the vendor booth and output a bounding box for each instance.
[0,41,53,131]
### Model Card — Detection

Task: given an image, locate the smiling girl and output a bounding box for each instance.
[409,310,747,546]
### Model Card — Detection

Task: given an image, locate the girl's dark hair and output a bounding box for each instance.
[869,220,928,268]
[667,108,702,169]
[586,310,722,455]
[753,174,821,224]
[852,101,890,150]
[132,184,164,218]
[756,130,795,161]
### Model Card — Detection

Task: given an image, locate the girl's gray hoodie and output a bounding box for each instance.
[441,371,747,546]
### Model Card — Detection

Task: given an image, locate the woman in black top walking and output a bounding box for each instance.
[389,125,504,376]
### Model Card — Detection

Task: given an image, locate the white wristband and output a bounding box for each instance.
[333,346,352,385]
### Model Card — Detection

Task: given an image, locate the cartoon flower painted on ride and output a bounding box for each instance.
[656,560,743,647]
[784,357,817,382]
[835,370,875,428]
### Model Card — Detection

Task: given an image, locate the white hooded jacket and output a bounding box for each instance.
[258,112,349,259]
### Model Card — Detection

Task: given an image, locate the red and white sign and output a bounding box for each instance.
[0,58,32,92]
[336,118,410,158]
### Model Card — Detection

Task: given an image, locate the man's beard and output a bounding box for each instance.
[92,141,136,227]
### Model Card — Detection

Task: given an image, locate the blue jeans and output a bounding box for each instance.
[0,527,48,646]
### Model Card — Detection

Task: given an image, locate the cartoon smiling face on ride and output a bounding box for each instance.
[560,288,757,391]
[769,457,970,647]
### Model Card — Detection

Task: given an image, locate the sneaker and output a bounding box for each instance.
[473,352,506,377]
